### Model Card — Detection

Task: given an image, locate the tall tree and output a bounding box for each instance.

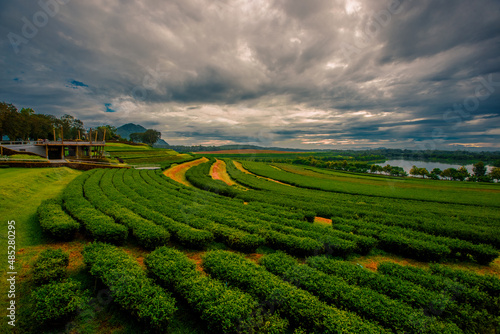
[430,168,442,180]
[30,114,56,140]
[19,108,35,140]
[456,166,470,181]
[0,102,20,140]
[96,125,120,141]
[419,168,430,179]
[129,132,143,143]
[410,165,420,177]
[490,167,500,182]
[473,161,486,177]
[142,129,161,145]
[382,165,392,174]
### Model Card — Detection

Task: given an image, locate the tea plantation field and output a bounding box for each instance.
[4,155,500,333]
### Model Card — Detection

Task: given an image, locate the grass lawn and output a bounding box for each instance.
[0,168,81,334]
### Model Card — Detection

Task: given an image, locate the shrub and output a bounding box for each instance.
[202,250,387,333]
[146,247,288,333]
[32,248,69,285]
[84,169,170,249]
[62,171,128,244]
[260,252,461,334]
[110,169,215,249]
[378,232,451,262]
[37,199,79,240]
[32,280,83,325]
[429,264,500,298]
[83,242,177,329]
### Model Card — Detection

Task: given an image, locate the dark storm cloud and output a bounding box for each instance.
[0,0,499,149]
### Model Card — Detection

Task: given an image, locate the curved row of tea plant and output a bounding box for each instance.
[119,169,264,252]
[182,160,497,262]
[37,199,80,240]
[185,157,240,197]
[222,160,500,254]
[260,252,461,333]
[428,264,500,297]
[123,169,335,255]
[146,247,288,333]
[202,250,387,333]
[82,242,177,330]
[83,168,170,249]
[377,262,498,316]
[107,168,215,248]
[225,159,500,229]
[331,217,498,264]
[143,169,330,255]
[146,166,376,256]
[62,171,128,244]
[306,256,498,333]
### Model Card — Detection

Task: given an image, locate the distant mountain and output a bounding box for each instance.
[116,123,169,145]
[116,123,146,139]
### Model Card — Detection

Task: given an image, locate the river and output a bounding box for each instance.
[378,160,494,174]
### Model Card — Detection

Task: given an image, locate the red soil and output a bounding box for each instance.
[314,217,332,225]
[186,252,205,272]
[210,159,236,186]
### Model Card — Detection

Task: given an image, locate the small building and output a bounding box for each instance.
[0,140,106,160]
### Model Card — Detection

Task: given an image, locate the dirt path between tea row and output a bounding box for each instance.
[163,157,209,187]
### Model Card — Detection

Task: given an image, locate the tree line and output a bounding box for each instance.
[409,162,500,182]
[255,156,500,182]
[0,102,123,142]
[0,102,162,145]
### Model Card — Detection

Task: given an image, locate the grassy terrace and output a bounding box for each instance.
[105,142,194,167]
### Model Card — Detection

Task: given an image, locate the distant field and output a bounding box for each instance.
[193,149,308,154]
[104,142,193,166]
[104,142,152,151]
[239,160,500,207]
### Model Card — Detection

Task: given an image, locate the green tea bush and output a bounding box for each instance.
[202,250,387,333]
[32,280,83,325]
[84,169,169,249]
[429,264,500,298]
[261,252,461,334]
[37,199,80,240]
[110,169,215,248]
[83,242,177,329]
[146,246,288,333]
[62,171,127,244]
[32,248,69,285]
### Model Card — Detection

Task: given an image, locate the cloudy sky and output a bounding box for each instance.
[1,0,500,149]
